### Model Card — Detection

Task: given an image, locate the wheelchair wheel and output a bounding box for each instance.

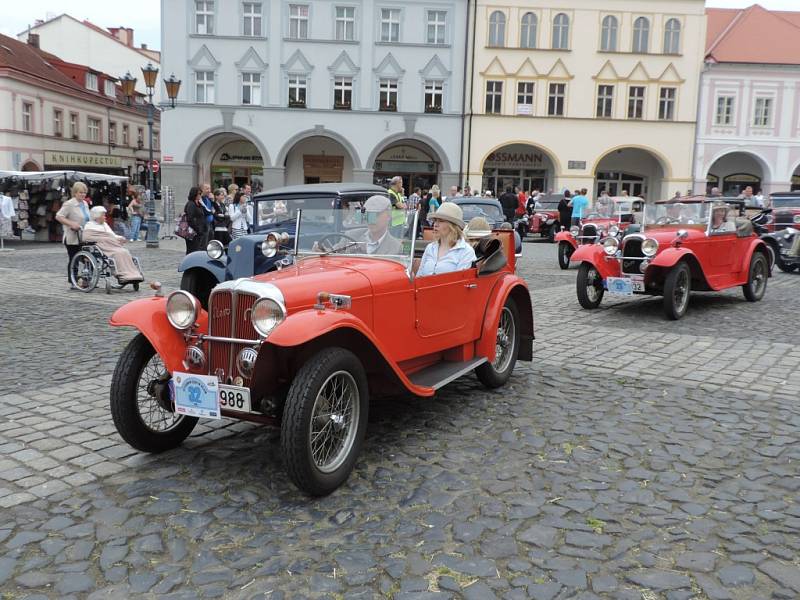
[133,282,140,291]
[70,251,99,292]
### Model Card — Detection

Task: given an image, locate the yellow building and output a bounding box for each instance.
[462,0,706,200]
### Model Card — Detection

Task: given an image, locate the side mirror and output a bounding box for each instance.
[676,229,689,240]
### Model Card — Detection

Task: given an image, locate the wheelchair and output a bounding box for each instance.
[69,240,144,294]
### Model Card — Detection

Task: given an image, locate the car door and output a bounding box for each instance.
[414,268,479,346]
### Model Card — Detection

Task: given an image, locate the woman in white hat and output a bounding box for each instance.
[416,202,476,276]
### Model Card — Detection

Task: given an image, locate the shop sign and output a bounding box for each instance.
[484,145,546,169]
[44,151,122,168]
[375,160,437,173]
[303,155,344,170]
[568,160,586,170]
[212,140,263,165]
[376,145,433,163]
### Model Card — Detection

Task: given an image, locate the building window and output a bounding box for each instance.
[242,72,261,105]
[109,121,117,144]
[53,109,63,136]
[122,124,129,145]
[22,102,33,132]
[596,85,614,118]
[85,72,98,91]
[548,83,565,116]
[753,97,773,127]
[427,10,446,44]
[196,71,215,103]
[628,86,645,119]
[196,1,214,34]
[715,96,735,126]
[70,113,79,139]
[424,80,443,112]
[288,75,307,106]
[335,6,355,41]
[485,80,503,114]
[380,8,400,42]
[601,15,618,51]
[379,79,398,111]
[289,4,309,39]
[488,11,506,47]
[137,127,144,147]
[88,117,101,142]
[664,18,681,54]
[243,2,262,36]
[520,12,537,48]
[104,80,116,97]
[153,131,159,149]
[517,81,534,114]
[632,17,649,53]
[552,13,569,50]
[658,87,676,120]
[333,77,352,109]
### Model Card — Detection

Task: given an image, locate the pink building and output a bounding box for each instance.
[694,4,800,196]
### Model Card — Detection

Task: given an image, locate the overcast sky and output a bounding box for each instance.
[1,0,798,52]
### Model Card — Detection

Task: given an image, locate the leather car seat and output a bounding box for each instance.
[473,237,507,275]
[735,217,754,238]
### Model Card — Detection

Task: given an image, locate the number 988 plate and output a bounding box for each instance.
[218,384,252,414]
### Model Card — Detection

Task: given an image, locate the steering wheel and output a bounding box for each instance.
[315,233,359,252]
[655,216,678,225]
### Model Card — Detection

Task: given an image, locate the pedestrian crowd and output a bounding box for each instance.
[180,182,254,254]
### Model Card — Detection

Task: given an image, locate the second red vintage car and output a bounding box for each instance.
[571,198,770,319]
[108,205,533,495]
[554,197,643,269]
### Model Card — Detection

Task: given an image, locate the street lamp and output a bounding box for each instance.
[120,64,181,248]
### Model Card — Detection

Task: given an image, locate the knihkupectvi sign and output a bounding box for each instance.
[44,151,122,168]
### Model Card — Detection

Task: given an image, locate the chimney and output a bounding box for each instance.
[27,33,40,48]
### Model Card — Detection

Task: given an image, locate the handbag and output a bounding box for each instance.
[174,212,196,240]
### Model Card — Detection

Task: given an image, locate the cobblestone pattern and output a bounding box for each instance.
[0,237,798,599]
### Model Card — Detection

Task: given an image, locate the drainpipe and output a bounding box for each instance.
[691,60,710,195]
[458,0,471,185]
[465,0,478,189]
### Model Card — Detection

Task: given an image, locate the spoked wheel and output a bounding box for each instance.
[281,348,368,496]
[70,251,99,292]
[558,242,573,270]
[576,262,604,309]
[663,261,691,320]
[110,334,197,452]
[743,252,768,302]
[476,298,520,388]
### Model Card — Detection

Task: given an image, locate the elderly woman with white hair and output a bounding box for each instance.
[82,205,144,283]
[416,202,476,277]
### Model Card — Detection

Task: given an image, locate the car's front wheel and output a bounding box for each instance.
[110,334,198,452]
[281,348,368,496]
[775,253,797,273]
[576,263,604,309]
[476,297,520,389]
[558,242,573,270]
[180,269,216,310]
[663,261,691,320]
[743,251,768,302]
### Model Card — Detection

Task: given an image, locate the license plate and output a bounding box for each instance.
[630,275,645,292]
[219,384,252,414]
[607,277,633,295]
[173,373,221,419]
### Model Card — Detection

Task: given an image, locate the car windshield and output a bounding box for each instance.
[294,206,416,268]
[644,201,707,230]
[771,198,800,209]
[585,199,636,222]
[535,200,561,210]
[459,203,503,222]
[255,196,337,227]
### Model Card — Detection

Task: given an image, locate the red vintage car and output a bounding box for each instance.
[527,195,564,242]
[108,206,533,495]
[767,192,800,232]
[554,197,643,269]
[571,198,770,319]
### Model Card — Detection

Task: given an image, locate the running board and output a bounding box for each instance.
[408,357,488,390]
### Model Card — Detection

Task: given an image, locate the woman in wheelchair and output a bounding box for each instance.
[416,202,476,276]
[82,206,144,284]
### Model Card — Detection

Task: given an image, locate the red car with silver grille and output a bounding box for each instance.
[108,204,533,495]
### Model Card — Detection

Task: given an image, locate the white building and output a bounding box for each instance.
[18,14,160,99]
[160,0,468,195]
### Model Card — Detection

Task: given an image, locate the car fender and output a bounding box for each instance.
[178,252,227,283]
[648,246,695,269]
[108,297,209,373]
[476,275,534,364]
[265,309,435,397]
[554,230,577,248]
[739,238,772,275]
[570,245,620,279]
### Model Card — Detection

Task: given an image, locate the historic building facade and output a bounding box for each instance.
[693,5,800,196]
[160,0,468,195]
[463,0,706,200]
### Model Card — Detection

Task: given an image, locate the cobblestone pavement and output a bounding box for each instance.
[0,236,799,599]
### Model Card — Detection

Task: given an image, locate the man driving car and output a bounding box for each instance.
[315,195,403,255]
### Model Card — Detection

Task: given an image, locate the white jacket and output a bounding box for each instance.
[229,203,250,230]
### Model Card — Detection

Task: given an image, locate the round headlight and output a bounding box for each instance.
[793,215,800,224]
[166,291,199,330]
[261,233,280,258]
[570,226,580,236]
[206,240,224,260]
[251,298,285,337]
[642,238,659,257]
[602,237,619,255]
[608,225,620,237]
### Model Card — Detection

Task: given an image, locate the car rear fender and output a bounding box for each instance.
[261,309,435,397]
[554,231,577,248]
[178,253,227,283]
[476,276,534,364]
[108,297,209,373]
[571,245,620,279]
[740,239,772,275]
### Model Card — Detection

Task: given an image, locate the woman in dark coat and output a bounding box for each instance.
[183,186,208,254]
[557,190,572,234]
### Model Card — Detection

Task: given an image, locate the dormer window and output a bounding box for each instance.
[85,72,98,91]
[104,80,116,97]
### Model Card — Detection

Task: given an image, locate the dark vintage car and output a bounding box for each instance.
[179,183,389,308]
[761,225,800,273]
[449,197,522,255]
[767,192,800,233]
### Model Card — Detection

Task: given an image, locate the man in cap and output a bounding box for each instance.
[314,195,402,254]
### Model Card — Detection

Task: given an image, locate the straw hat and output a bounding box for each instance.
[465,216,492,238]
[429,201,465,229]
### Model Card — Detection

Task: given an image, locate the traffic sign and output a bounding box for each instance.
[150,159,160,173]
